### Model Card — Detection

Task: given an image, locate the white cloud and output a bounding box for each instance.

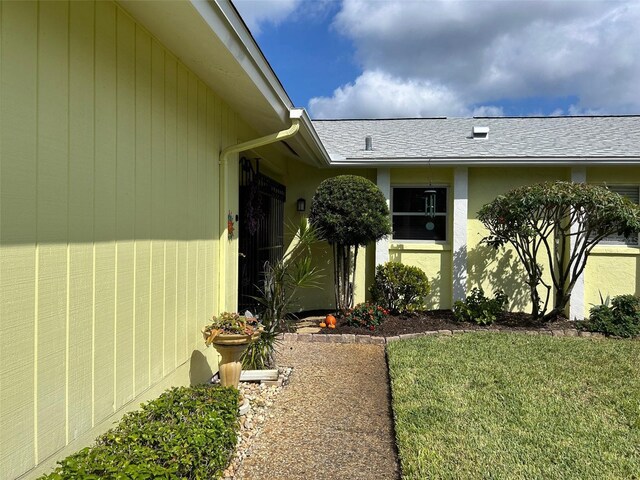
[312,0,640,118]
[309,70,502,119]
[472,105,504,118]
[233,0,301,35]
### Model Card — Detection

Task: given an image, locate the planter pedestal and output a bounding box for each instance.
[210,332,260,388]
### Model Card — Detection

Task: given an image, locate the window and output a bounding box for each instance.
[391,186,448,241]
[600,185,639,246]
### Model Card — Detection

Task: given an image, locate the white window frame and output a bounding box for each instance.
[599,184,639,247]
[390,185,449,242]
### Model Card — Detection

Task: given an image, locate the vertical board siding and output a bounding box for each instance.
[187,73,198,348]
[0,2,226,477]
[205,91,217,319]
[114,7,135,409]
[67,0,95,445]
[134,24,151,398]
[197,81,207,341]
[36,0,69,462]
[93,0,117,427]
[175,64,188,363]
[150,40,165,384]
[163,54,177,375]
[0,2,38,477]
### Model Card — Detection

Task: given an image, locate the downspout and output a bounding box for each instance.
[217,108,303,313]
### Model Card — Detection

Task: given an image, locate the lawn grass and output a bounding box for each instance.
[387,333,640,479]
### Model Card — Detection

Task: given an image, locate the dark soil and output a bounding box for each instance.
[307,310,577,337]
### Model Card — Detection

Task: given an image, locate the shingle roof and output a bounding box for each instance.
[312,116,640,160]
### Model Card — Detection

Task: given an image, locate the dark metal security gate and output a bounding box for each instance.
[238,157,286,312]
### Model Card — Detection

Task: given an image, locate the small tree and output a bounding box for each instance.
[243,218,322,369]
[309,175,391,311]
[478,181,640,320]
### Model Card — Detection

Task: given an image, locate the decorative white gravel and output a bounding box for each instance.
[222,367,293,479]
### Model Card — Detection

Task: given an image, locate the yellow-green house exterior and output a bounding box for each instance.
[2,1,640,479]
[0,1,328,478]
[310,116,640,322]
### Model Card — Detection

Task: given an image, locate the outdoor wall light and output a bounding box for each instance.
[296,198,306,212]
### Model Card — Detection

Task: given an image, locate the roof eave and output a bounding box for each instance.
[328,156,640,167]
[117,0,332,166]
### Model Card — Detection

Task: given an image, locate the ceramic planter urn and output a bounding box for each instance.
[211,332,260,388]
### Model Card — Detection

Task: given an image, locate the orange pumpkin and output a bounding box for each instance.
[319,322,327,328]
[325,314,337,328]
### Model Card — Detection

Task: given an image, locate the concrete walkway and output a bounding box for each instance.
[235,341,401,479]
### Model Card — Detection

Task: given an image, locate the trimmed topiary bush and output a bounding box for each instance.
[309,175,391,311]
[41,385,239,479]
[582,294,640,338]
[453,287,508,326]
[370,262,431,314]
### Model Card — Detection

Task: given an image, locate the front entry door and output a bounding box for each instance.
[238,157,286,313]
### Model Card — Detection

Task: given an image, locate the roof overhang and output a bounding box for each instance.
[117,0,330,167]
[328,156,640,167]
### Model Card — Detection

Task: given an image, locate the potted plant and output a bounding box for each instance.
[203,312,262,388]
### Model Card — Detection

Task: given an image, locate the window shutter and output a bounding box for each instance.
[609,185,639,204]
[600,185,639,246]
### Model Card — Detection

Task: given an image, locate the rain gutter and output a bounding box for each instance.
[217,108,304,312]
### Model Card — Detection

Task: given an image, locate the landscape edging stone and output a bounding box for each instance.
[290,328,586,344]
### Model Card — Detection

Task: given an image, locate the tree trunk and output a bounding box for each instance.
[528,275,541,319]
[331,243,358,311]
[350,246,359,310]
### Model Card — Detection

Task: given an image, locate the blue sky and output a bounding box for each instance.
[234,0,640,119]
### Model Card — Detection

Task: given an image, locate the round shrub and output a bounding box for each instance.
[342,302,388,330]
[309,175,390,247]
[370,262,431,314]
[583,294,640,337]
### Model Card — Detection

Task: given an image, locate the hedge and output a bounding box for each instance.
[41,385,239,479]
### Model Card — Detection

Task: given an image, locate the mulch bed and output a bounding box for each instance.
[308,310,578,337]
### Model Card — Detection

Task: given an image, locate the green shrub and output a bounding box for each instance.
[309,175,391,310]
[369,262,431,314]
[342,302,388,330]
[41,385,239,479]
[453,287,508,325]
[582,294,640,337]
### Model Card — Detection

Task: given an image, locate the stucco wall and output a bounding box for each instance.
[254,155,377,311]
[0,2,241,477]
[261,160,640,318]
[389,167,454,308]
[584,167,640,316]
[467,167,571,312]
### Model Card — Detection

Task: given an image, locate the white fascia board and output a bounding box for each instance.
[328,157,640,167]
[189,2,332,165]
[192,0,290,121]
[299,110,332,166]
[120,1,334,169]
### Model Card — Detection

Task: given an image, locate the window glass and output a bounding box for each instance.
[392,186,447,241]
[393,215,447,241]
[392,187,447,213]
